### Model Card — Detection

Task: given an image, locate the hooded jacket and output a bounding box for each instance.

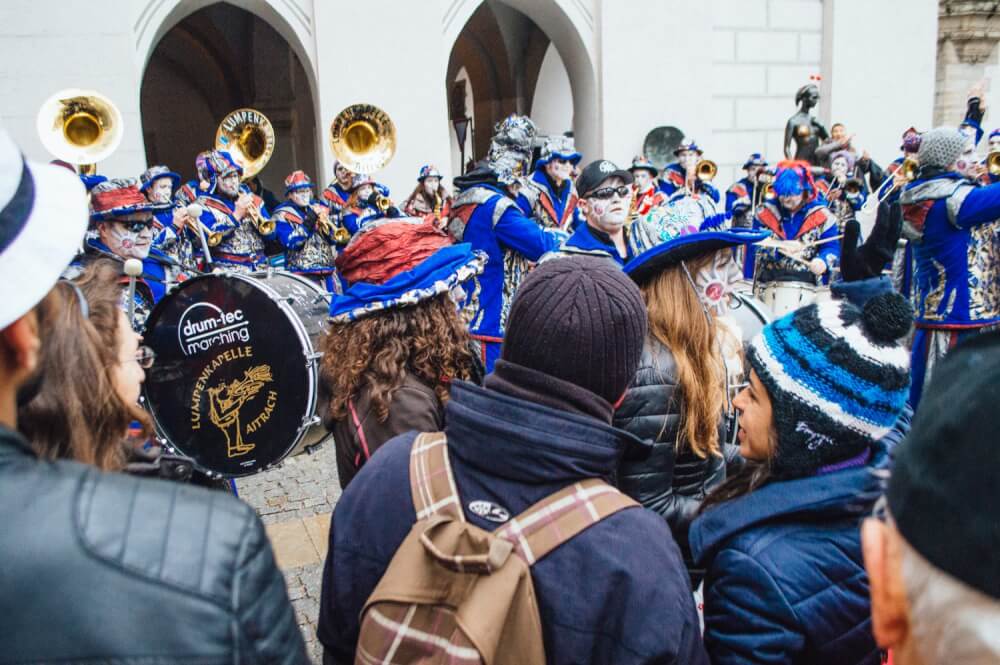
[318,365,708,665]
[688,445,890,665]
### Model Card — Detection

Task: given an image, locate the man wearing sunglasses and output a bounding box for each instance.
[559,160,635,266]
[66,178,175,331]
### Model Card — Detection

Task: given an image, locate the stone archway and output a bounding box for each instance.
[444,0,598,169]
[138,1,319,196]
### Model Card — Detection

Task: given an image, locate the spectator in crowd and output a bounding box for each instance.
[17,259,151,470]
[862,332,1000,665]
[319,255,708,665]
[690,291,913,665]
[615,225,767,574]
[0,127,308,663]
[320,218,485,489]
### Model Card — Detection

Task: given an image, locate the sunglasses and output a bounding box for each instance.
[117,219,155,233]
[120,345,156,369]
[587,185,631,200]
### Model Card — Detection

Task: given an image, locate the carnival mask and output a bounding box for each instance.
[679,151,700,173]
[218,172,241,198]
[545,158,574,184]
[422,177,440,196]
[690,252,743,316]
[147,177,173,204]
[632,170,652,191]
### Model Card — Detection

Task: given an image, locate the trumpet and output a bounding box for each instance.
[36,88,122,174]
[244,199,275,236]
[987,151,1000,176]
[312,204,351,244]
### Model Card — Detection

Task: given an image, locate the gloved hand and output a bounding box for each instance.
[840,200,902,281]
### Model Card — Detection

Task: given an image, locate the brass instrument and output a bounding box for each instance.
[433,192,443,222]
[695,159,718,182]
[313,204,351,244]
[875,157,918,204]
[329,104,396,175]
[843,178,865,197]
[988,152,1000,176]
[215,108,276,236]
[36,88,122,174]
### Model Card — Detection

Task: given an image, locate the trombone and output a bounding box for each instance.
[215,108,276,235]
[36,88,122,175]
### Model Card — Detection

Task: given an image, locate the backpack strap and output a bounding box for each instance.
[409,432,465,522]
[495,478,637,565]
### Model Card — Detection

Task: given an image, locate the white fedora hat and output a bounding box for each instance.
[0,127,88,329]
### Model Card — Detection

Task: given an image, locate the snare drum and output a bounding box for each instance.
[757,281,818,318]
[143,270,331,477]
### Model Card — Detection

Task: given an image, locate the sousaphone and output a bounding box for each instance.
[36,88,123,174]
[329,103,396,174]
[215,108,275,180]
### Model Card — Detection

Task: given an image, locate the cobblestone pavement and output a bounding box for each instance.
[235,441,340,662]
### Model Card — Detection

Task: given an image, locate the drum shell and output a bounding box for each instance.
[142,270,330,477]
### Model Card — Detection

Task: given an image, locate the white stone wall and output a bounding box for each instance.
[707,0,824,188]
[0,0,939,198]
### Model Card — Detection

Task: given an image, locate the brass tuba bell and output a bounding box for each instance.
[329,104,396,175]
[695,159,718,182]
[215,108,275,180]
[36,88,122,174]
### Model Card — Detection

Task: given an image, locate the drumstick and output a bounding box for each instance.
[801,234,844,249]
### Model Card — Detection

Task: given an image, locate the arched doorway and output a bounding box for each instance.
[446,0,576,174]
[140,3,318,199]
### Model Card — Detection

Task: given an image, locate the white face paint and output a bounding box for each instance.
[290,189,312,207]
[779,193,805,212]
[422,177,440,196]
[990,136,1000,153]
[100,216,154,260]
[954,139,978,176]
[632,170,652,190]
[147,177,173,204]
[584,176,629,232]
[831,157,849,181]
[218,172,240,198]
[692,251,743,316]
[544,158,573,184]
[679,150,700,173]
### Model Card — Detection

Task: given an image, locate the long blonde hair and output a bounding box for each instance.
[640,251,725,459]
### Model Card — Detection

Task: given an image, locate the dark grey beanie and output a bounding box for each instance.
[501,256,647,404]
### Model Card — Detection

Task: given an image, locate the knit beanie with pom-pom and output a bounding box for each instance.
[746,292,913,479]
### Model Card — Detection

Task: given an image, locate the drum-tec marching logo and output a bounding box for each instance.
[178,302,250,355]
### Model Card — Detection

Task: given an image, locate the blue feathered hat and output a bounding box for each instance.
[625,228,770,284]
[536,135,582,166]
[742,153,767,169]
[139,165,181,193]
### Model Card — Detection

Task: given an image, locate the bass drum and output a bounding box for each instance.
[143,270,331,478]
[727,288,771,345]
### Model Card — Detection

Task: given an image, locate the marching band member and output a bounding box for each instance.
[447,114,564,372]
[658,140,721,207]
[559,160,635,265]
[194,150,275,272]
[629,155,667,217]
[980,128,1000,185]
[520,135,582,231]
[825,150,868,230]
[402,164,452,226]
[899,127,1000,409]
[744,161,840,286]
[321,160,355,218]
[272,170,343,293]
[140,165,197,270]
[341,174,400,237]
[726,153,768,229]
[67,179,175,330]
[173,150,211,206]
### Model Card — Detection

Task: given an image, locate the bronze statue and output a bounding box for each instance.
[784,84,828,166]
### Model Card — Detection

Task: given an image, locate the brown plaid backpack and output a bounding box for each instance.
[354,432,638,665]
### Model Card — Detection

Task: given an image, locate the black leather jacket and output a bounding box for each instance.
[613,337,738,557]
[0,425,308,664]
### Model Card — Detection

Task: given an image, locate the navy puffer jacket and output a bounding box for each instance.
[689,445,890,665]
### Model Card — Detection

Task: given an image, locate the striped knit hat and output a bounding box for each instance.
[747,292,912,479]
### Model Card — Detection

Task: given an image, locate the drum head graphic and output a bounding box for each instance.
[143,274,311,477]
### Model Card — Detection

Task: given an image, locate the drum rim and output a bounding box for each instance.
[143,269,326,478]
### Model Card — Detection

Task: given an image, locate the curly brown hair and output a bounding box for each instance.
[18,259,152,471]
[320,293,474,423]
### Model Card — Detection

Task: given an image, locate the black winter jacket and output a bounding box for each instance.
[0,425,308,664]
[614,336,738,556]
